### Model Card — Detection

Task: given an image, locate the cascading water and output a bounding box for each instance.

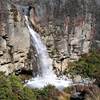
[25,16,72,89]
[25,16,56,78]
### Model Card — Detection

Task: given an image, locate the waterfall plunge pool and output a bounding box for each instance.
[26,75,73,90]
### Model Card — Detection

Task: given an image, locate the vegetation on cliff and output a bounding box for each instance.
[0,72,36,100]
[64,50,100,86]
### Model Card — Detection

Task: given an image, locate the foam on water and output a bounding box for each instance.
[25,16,72,89]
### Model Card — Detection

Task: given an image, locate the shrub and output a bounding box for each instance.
[33,85,60,100]
[65,50,100,79]
[0,72,14,100]
[0,72,36,100]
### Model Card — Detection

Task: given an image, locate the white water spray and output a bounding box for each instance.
[25,16,72,89]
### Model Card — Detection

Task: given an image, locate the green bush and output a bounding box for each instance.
[0,72,14,100]
[33,85,60,100]
[63,86,73,94]
[0,72,36,100]
[64,50,100,79]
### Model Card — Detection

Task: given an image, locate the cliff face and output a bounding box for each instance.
[0,0,99,74]
[0,1,31,74]
[29,0,98,71]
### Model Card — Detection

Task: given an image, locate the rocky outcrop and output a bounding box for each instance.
[29,0,97,71]
[0,0,99,74]
[0,1,31,75]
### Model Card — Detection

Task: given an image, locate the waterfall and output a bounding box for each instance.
[25,16,72,89]
[25,16,56,78]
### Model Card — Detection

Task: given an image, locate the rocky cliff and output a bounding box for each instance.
[0,0,99,75]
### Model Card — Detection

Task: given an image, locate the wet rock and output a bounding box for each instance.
[73,75,82,83]
[70,92,85,100]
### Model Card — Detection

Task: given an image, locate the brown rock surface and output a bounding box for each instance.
[0,0,99,74]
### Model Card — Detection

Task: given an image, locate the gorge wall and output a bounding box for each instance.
[0,0,100,75]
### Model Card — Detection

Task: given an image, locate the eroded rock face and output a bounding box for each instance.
[29,0,97,71]
[0,0,99,74]
[0,1,31,75]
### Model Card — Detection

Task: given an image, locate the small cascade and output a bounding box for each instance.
[25,16,72,89]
